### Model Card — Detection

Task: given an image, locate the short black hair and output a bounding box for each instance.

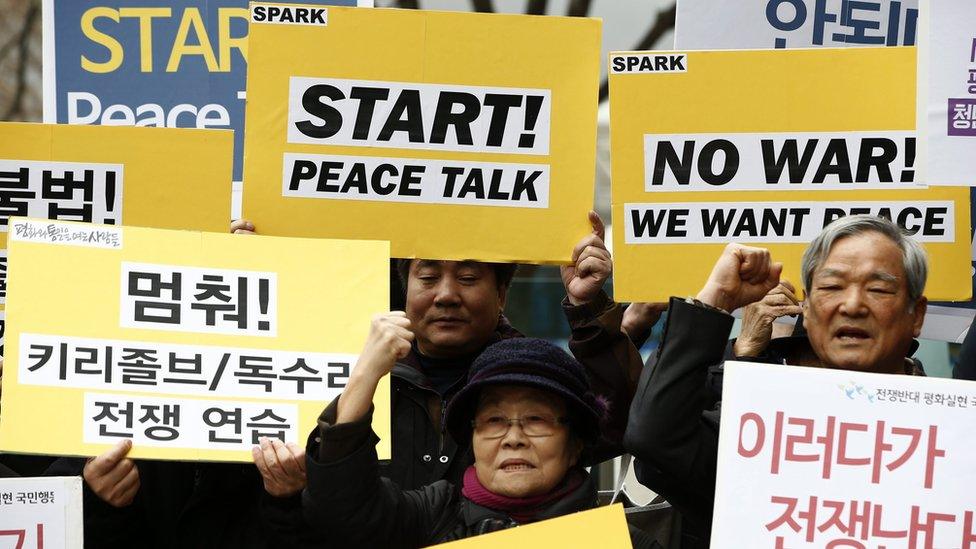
[395,259,518,293]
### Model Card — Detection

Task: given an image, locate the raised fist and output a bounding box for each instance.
[696,243,782,313]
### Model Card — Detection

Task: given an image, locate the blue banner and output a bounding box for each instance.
[44,0,364,182]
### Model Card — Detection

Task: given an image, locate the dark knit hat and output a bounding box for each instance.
[444,338,608,445]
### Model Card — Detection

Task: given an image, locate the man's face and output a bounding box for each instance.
[803,232,926,374]
[406,260,507,358]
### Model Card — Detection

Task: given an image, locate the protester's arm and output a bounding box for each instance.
[304,382,451,545]
[253,311,410,493]
[625,298,731,529]
[565,293,642,463]
[621,302,668,349]
[560,211,644,462]
[254,312,413,544]
[624,243,781,529]
[955,319,976,381]
[336,312,413,424]
[302,312,448,547]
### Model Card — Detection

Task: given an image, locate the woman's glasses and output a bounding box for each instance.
[471,414,568,439]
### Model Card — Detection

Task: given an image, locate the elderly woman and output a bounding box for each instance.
[302,313,659,548]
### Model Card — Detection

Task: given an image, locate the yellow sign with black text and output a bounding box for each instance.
[243,6,600,263]
[0,219,390,462]
[0,122,232,241]
[433,504,631,548]
[609,47,971,302]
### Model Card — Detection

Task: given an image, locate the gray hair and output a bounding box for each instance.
[801,214,928,303]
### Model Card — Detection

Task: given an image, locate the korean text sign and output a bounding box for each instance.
[0,219,390,461]
[922,0,976,186]
[0,122,232,308]
[433,504,631,548]
[712,361,976,548]
[0,477,83,549]
[675,0,918,50]
[42,0,370,183]
[243,6,600,263]
[608,47,971,302]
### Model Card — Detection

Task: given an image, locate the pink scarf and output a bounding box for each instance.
[460,465,584,524]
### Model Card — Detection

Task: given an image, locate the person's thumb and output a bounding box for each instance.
[93,439,132,473]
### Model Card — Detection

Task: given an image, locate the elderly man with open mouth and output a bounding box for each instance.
[624,214,929,548]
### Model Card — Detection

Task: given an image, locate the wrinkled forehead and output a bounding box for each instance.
[412,259,491,274]
[476,385,566,414]
[815,232,907,282]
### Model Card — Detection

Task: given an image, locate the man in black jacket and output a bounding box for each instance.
[624,215,930,548]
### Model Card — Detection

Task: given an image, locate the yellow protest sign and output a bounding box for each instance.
[432,504,631,548]
[0,122,232,236]
[609,48,971,302]
[0,219,390,462]
[0,122,233,308]
[243,6,600,264]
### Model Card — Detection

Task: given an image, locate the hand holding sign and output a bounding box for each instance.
[561,211,612,306]
[252,437,307,498]
[732,281,803,357]
[230,219,256,235]
[696,243,782,313]
[337,312,414,425]
[83,439,140,508]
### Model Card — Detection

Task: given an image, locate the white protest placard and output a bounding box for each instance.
[919,0,976,186]
[0,476,83,549]
[712,361,976,547]
[675,0,918,50]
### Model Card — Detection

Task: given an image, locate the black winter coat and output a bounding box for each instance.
[60,458,315,549]
[625,298,927,549]
[303,408,660,548]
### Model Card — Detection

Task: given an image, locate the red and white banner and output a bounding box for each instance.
[0,476,83,549]
[713,361,976,548]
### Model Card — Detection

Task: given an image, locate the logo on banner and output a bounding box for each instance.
[611,54,687,74]
[251,4,328,25]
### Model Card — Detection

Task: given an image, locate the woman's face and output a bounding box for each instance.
[471,385,583,498]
